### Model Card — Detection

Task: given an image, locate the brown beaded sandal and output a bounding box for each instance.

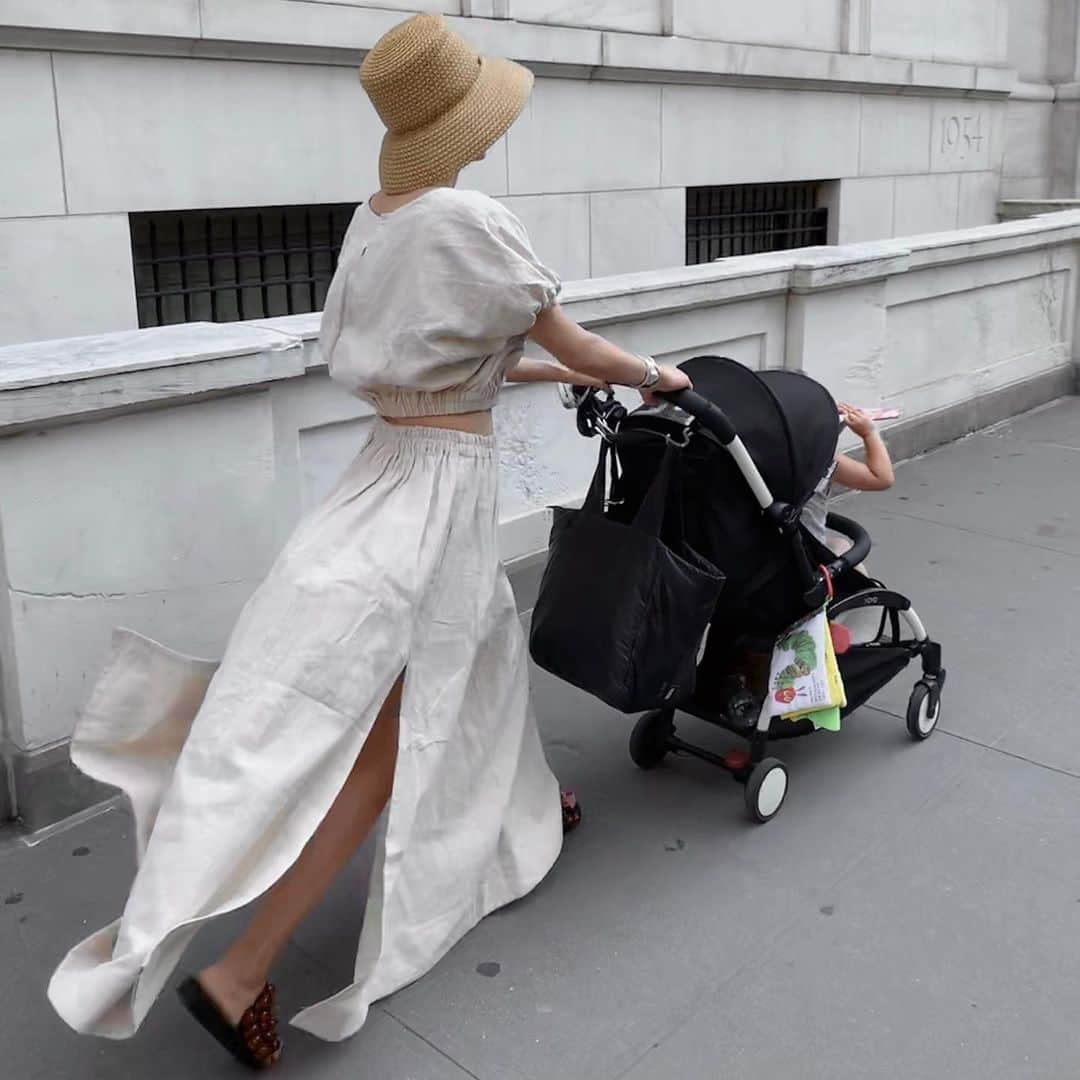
[177,976,282,1071]
[561,789,582,835]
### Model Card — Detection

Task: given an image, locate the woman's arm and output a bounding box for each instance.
[505,358,606,387]
[528,304,690,398]
[833,404,895,491]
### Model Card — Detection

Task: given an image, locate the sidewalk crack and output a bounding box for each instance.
[380,1008,482,1079]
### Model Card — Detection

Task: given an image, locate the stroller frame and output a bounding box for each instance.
[560,376,946,823]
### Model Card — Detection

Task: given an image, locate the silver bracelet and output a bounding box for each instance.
[634,354,660,390]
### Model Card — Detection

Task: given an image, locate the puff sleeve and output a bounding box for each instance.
[422,198,562,350]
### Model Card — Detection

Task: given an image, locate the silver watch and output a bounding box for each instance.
[635,355,660,390]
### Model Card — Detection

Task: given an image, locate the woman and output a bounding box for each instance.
[47,13,690,1071]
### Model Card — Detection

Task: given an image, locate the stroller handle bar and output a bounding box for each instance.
[823,513,873,575]
[660,388,773,511]
[662,388,738,445]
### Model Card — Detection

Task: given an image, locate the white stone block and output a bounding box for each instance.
[836,177,896,244]
[200,1,601,66]
[1006,0,1052,82]
[8,584,259,748]
[459,133,509,196]
[302,0,459,10]
[1000,176,1053,200]
[671,0,844,52]
[507,78,661,195]
[1002,99,1054,184]
[495,381,596,519]
[53,53,382,213]
[0,0,201,36]
[1052,102,1080,196]
[662,85,860,188]
[589,188,684,278]
[0,50,66,217]
[0,393,279,596]
[585,293,788,371]
[873,0,1006,66]
[462,1,509,16]
[893,174,960,236]
[883,267,1066,405]
[499,193,590,281]
[789,280,888,402]
[199,0,400,50]
[0,215,137,346]
[859,95,932,177]
[957,172,1001,229]
[657,333,767,371]
[929,101,995,174]
[299,414,375,512]
[932,0,1007,66]
[509,0,661,33]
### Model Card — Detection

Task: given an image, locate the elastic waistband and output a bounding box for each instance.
[370,418,497,459]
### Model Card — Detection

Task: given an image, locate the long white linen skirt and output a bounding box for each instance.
[47,420,563,1042]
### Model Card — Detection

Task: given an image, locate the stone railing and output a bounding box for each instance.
[1,210,1078,828]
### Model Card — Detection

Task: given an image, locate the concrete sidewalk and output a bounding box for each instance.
[3,400,1079,1080]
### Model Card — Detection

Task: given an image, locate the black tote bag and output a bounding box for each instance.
[529,440,724,714]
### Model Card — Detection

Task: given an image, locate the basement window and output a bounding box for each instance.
[686,182,829,264]
[130,204,358,327]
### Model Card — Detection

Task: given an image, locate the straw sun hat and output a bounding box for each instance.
[361,13,533,194]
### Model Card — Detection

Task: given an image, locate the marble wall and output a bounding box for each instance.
[0,0,1063,344]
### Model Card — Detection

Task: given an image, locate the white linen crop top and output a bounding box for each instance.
[318,188,562,418]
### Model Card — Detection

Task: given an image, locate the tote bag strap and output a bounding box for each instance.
[582,440,621,513]
[632,442,685,542]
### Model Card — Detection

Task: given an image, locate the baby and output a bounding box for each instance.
[802,403,895,554]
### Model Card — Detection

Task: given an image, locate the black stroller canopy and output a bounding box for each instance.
[680,356,840,505]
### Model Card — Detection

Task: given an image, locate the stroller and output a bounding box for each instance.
[550,355,945,823]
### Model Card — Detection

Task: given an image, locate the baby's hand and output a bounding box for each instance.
[839,403,875,438]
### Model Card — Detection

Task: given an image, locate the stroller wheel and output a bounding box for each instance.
[744,758,788,824]
[906,681,940,740]
[629,710,674,770]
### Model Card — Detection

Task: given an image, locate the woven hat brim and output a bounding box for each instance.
[379,56,533,194]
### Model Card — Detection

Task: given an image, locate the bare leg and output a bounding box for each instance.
[197,675,403,1031]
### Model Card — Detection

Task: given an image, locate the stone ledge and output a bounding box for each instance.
[0,324,305,434]
[0,1,1016,99]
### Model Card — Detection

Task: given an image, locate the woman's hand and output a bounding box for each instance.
[838,403,875,439]
[642,364,692,405]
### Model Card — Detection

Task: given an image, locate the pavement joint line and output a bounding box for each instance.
[861,704,1080,781]
[938,729,1080,782]
[380,1007,482,1080]
[2,796,126,853]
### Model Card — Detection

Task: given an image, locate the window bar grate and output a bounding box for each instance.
[131,203,358,328]
[686,182,829,265]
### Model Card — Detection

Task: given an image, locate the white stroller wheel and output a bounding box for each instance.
[906,681,940,740]
[744,758,788,824]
